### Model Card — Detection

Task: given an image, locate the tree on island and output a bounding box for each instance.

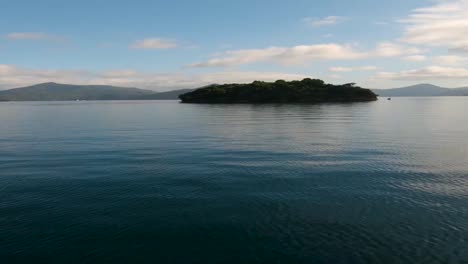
[179,78,377,104]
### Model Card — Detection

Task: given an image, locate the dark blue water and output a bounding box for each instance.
[1,98,468,263]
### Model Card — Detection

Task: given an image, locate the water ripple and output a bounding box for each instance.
[1,99,468,263]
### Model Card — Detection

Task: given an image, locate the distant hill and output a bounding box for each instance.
[0,83,156,101]
[373,84,468,97]
[0,83,192,101]
[2,82,467,101]
[447,87,468,96]
[141,89,194,100]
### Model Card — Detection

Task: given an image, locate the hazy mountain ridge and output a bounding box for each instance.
[141,89,195,100]
[373,84,468,97]
[1,82,468,101]
[0,83,193,101]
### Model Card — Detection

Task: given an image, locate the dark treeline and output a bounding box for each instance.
[179,78,378,103]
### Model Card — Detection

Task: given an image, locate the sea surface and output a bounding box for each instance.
[1,98,468,263]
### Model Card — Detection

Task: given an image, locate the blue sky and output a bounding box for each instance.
[1,0,468,90]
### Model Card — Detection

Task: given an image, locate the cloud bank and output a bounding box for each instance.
[378,66,468,80]
[189,42,423,68]
[0,64,309,91]
[400,0,468,53]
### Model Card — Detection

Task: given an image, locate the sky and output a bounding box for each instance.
[1,0,468,91]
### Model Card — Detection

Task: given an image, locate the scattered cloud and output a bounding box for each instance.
[403,55,427,62]
[131,38,178,49]
[190,42,425,68]
[328,74,342,79]
[329,67,353,73]
[0,64,86,88]
[0,64,309,91]
[374,42,424,57]
[5,2,468,89]
[0,65,18,75]
[360,66,379,71]
[377,66,468,80]
[432,55,468,66]
[189,44,367,68]
[303,16,346,27]
[400,0,468,53]
[329,66,377,72]
[450,45,468,54]
[5,32,63,41]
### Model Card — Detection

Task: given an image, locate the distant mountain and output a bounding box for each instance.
[2,82,467,101]
[373,84,468,97]
[447,87,468,96]
[0,83,155,101]
[140,89,194,100]
[0,83,192,101]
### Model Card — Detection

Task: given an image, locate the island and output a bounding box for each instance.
[179,79,378,104]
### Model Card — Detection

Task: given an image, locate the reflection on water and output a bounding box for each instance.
[1,98,468,263]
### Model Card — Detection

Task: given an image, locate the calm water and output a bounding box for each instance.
[1,98,468,263]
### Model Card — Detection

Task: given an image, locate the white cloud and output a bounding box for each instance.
[0,65,88,88]
[360,66,378,71]
[329,67,353,72]
[131,38,178,49]
[433,55,468,65]
[374,42,424,57]
[303,16,345,27]
[377,66,468,80]
[189,44,367,68]
[5,32,62,41]
[403,55,427,62]
[0,64,309,91]
[400,0,468,53]
[189,41,424,68]
[0,65,17,74]
[328,74,342,79]
[329,66,377,72]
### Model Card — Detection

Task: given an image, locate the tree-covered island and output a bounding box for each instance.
[179,79,378,103]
